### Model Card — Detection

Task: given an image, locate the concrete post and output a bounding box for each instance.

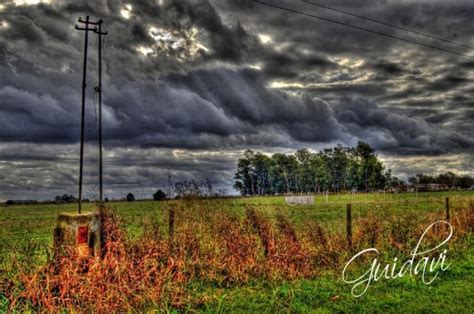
[54,211,101,257]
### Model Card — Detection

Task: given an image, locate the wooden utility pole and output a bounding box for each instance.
[94,20,107,203]
[346,203,352,251]
[445,197,450,222]
[75,16,97,214]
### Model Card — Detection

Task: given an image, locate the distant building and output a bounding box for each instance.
[415,184,449,192]
[406,185,416,192]
[390,185,407,193]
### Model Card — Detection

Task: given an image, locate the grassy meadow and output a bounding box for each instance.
[0,191,473,312]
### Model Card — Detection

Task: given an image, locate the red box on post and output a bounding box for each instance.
[77,226,89,244]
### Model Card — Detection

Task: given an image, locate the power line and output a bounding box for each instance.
[303,0,474,50]
[254,1,474,60]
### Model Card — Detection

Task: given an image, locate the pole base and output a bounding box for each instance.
[54,211,101,258]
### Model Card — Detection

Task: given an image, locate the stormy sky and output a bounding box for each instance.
[0,0,473,200]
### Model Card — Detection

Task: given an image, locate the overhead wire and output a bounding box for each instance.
[303,0,474,50]
[254,0,474,60]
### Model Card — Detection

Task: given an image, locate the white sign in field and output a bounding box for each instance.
[285,195,314,205]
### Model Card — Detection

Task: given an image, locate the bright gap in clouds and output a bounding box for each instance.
[258,33,273,44]
[136,46,154,56]
[121,4,132,19]
[329,57,365,69]
[135,26,209,61]
[14,0,50,5]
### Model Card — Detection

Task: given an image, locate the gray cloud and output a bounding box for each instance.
[334,97,474,155]
[0,0,473,200]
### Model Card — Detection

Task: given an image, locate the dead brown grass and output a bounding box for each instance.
[2,203,473,312]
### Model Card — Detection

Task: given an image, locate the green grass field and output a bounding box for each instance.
[1,191,473,312]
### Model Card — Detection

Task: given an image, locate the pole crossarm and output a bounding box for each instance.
[75,16,97,32]
[75,25,97,31]
[94,20,108,35]
[77,17,98,25]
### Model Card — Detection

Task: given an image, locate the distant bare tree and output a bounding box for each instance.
[205,178,213,196]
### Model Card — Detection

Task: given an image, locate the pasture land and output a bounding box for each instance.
[0,191,473,312]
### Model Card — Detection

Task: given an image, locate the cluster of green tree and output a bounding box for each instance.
[234,142,401,196]
[409,172,474,189]
[54,194,77,203]
[153,190,167,201]
[126,193,135,202]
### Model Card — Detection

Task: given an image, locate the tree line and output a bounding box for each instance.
[408,172,474,189]
[233,141,401,196]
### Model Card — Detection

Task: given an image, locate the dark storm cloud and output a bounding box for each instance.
[0,143,239,200]
[260,48,336,79]
[425,113,454,124]
[0,0,473,200]
[370,61,405,75]
[334,97,473,155]
[0,64,345,147]
[2,14,47,43]
[165,68,344,143]
[430,74,469,92]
